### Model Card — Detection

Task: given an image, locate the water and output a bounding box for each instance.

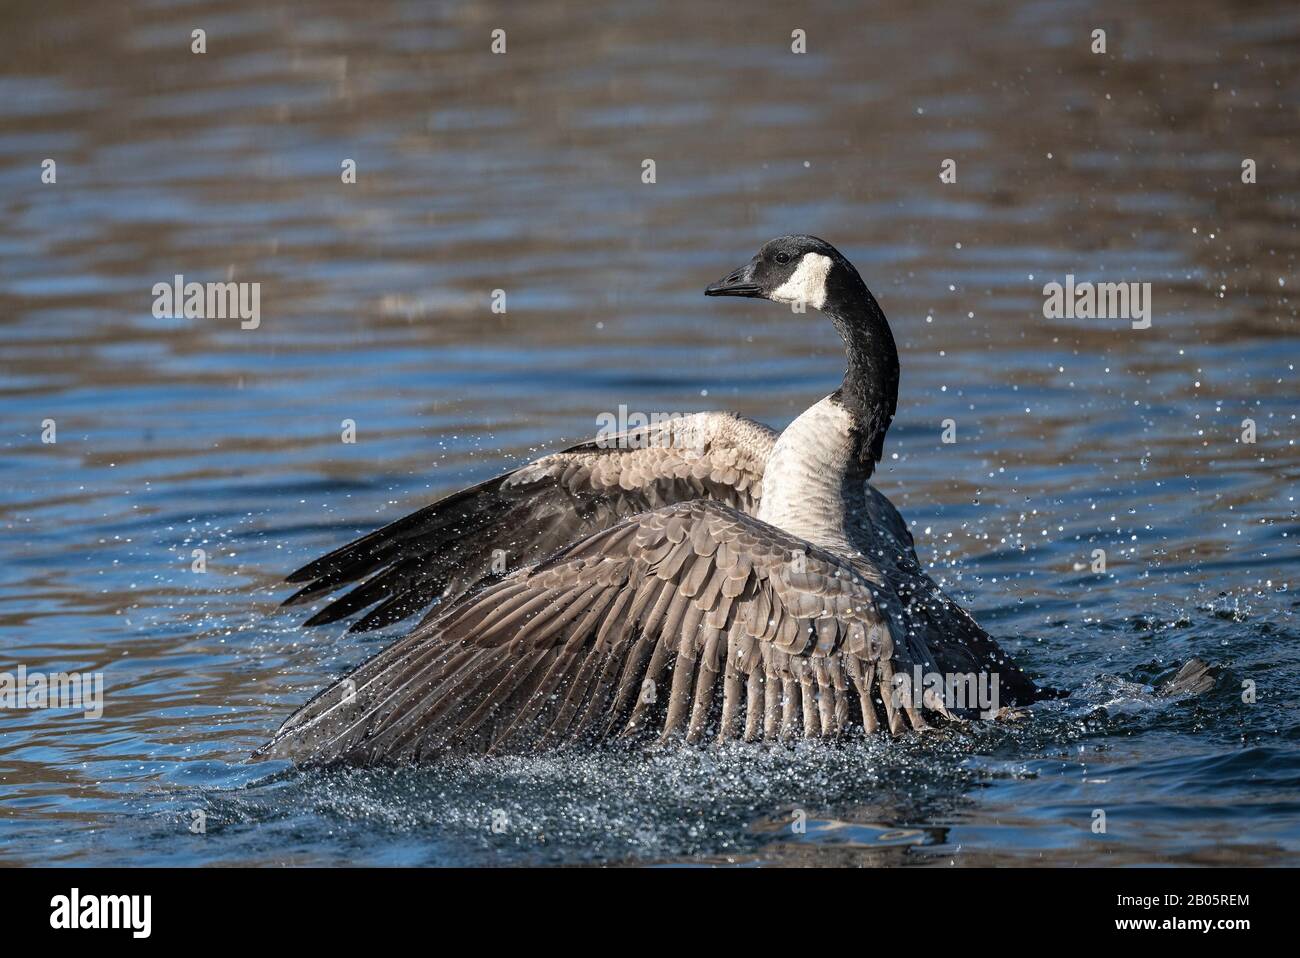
[1,0,1298,866]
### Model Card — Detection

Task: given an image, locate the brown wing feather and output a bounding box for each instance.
[282,412,775,633]
[256,499,912,766]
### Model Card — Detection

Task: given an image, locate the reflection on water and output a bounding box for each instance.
[1,0,1297,865]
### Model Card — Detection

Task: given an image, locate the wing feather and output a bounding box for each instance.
[283,412,776,632]
[259,499,913,765]
[259,480,1049,766]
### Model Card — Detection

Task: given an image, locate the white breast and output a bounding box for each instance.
[756,395,861,552]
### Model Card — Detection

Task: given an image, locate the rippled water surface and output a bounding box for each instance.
[2,0,1298,866]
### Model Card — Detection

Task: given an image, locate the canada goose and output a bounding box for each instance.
[258,235,1050,765]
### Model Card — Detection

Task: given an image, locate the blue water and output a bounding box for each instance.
[1,0,1298,865]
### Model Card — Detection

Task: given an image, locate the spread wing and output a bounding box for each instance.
[257,499,949,766]
[281,412,777,633]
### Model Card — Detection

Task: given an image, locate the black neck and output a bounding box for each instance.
[824,270,899,477]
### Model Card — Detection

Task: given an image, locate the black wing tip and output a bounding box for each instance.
[285,551,354,584]
[290,588,428,632]
[280,582,323,609]
[348,603,417,634]
[301,604,353,629]
[285,553,364,585]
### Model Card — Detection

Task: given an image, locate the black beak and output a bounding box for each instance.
[704,261,761,298]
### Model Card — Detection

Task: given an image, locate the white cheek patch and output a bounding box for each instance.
[770,253,832,310]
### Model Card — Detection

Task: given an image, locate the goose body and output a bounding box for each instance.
[259,235,1047,765]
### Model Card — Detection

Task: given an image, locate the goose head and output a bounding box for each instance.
[705,233,899,472]
[704,234,864,312]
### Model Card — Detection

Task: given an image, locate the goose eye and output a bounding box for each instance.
[774,251,791,265]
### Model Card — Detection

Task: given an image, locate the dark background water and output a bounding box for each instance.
[1,0,1297,865]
